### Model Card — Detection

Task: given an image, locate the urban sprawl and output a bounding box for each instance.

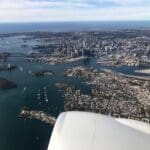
[0,29,150,124]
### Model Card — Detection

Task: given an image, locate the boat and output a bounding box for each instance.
[23,86,27,92]
[19,67,23,72]
[37,90,41,100]
[45,99,49,103]
[37,93,40,96]
[44,87,47,92]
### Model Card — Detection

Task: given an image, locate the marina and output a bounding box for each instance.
[36,87,49,104]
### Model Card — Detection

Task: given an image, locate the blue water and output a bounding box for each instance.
[0,21,150,33]
[0,35,96,150]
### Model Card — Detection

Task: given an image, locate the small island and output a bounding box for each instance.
[55,82,69,90]
[0,77,17,90]
[0,64,17,72]
[0,52,10,61]
[29,70,55,77]
[19,108,56,126]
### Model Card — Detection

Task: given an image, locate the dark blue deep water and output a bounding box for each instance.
[0,21,150,33]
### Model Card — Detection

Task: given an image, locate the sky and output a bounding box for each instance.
[0,0,150,22]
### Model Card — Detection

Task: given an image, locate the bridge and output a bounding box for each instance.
[9,52,27,57]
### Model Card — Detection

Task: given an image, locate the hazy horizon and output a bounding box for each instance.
[0,20,150,23]
[0,21,150,33]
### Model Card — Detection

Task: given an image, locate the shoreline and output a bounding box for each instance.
[135,69,150,75]
[102,69,150,81]
[19,108,56,126]
[66,56,87,62]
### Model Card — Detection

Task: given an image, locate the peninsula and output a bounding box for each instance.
[19,108,56,126]
[0,77,17,90]
[63,66,150,123]
[29,70,55,77]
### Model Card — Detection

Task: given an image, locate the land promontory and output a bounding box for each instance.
[0,77,17,90]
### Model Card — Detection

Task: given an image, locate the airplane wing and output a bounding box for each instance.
[48,111,150,150]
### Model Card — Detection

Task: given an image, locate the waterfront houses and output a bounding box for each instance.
[63,66,150,123]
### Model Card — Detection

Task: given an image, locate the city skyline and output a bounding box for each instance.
[0,0,150,22]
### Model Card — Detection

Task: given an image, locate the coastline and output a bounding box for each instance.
[135,69,150,75]
[66,56,87,62]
